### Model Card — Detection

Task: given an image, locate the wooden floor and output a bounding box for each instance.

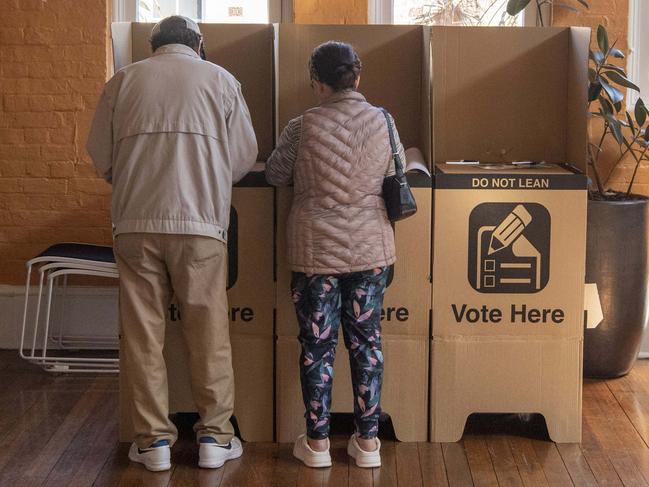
[2,352,649,486]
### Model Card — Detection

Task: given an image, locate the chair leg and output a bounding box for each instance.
[40,274,56,360]
[29,268,48,358]
[19,265,33,360]
[55,275,68,348]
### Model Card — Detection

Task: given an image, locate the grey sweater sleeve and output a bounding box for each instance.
[265,116,303,186]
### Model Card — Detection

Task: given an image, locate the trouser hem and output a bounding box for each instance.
[195,431,235,445]
[134,435,177,449]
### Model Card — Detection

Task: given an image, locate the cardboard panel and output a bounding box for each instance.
[432,164,587,339]
[277,24,429,160]
[431,27,588,168]
[421,27,432,170]
[430,337,582,443]
[120,333,274,443]
[276,335,428,442]
[228,172,274,337]
[129,23,275,160]
[111,22,132,72]
[276,178,432,338]
[566,28,591,174]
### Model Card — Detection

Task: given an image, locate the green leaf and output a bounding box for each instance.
[627,111,637,135]
[645,125,649,142]
[506,0,532,16]
[590,50,605,64]
[598,95,613,115]
[610,48,625,59]
[589,81,602,102]
[607,117,624,145]
[614,101,623,113]
[635,98,647,127]
[588,68,598,82]
[603,71,640,92]
[597,24,609,55]
[602,63,627,76]
[576,0,589,7]
[600,76,624,105]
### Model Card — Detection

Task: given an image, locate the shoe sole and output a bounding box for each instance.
[198,445,244,469]
[128,451,171,472]
[347,443,381,468]
[293,443,332,468]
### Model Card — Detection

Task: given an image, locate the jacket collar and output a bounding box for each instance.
[152,43,200,59]
[319,89,367,107]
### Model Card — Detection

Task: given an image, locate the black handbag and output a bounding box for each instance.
[380,108,417,222]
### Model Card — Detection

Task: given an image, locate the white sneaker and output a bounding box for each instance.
[198,436,243,469]
[292,434,332,468]
[128,440,171,472]
[347,434,381,468]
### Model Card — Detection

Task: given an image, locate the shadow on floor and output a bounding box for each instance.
[463,413,551,441]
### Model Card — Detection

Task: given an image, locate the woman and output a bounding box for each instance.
[266,41,406,469]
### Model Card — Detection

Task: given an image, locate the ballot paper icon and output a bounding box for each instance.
[468,203,551,293]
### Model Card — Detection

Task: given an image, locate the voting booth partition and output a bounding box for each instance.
[112,22,591,445]
[274,24,433,443]
[114,24,276,442]
[430,27,590,443]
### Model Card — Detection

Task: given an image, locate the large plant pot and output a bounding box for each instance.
[584,199,649,378]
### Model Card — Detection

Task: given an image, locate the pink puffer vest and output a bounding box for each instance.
[287,90,396,274]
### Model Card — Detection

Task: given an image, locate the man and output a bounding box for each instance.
[87,16,257,471]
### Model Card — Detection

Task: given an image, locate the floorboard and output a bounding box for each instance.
[0,354,648,486]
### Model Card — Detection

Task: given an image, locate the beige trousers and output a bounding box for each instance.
[115,233,234,448]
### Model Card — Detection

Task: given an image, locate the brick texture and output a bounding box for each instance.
[294,0,367,24]
[0,0,111,284]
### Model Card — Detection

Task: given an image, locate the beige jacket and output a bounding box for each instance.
[87,44,258,242]
[267,90,402,274]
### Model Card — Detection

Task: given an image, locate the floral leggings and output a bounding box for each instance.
[291,267,389,440]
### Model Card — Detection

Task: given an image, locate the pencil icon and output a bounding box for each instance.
[487,205,533,255]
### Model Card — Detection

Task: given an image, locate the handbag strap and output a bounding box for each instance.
[380,108,405,178]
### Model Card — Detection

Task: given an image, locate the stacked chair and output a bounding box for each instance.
[19,243,120,373]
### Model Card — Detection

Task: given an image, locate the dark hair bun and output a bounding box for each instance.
[309,41,362,92]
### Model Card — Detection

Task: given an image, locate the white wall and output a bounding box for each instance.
[0,285,118,350]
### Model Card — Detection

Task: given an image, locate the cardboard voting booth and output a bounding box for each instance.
[431,164,587,443]
[429,26,590,444]
[113,23,275,442]
[274,24,432,442]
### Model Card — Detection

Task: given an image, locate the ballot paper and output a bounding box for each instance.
[446,160,480,165]
[405,147,431,176]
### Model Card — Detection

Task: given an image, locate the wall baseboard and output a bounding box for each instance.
[2,284,649,360]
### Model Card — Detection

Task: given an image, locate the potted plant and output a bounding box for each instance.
[580,25,649,378]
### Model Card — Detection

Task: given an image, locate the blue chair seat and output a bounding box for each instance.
[37,243,115,264]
